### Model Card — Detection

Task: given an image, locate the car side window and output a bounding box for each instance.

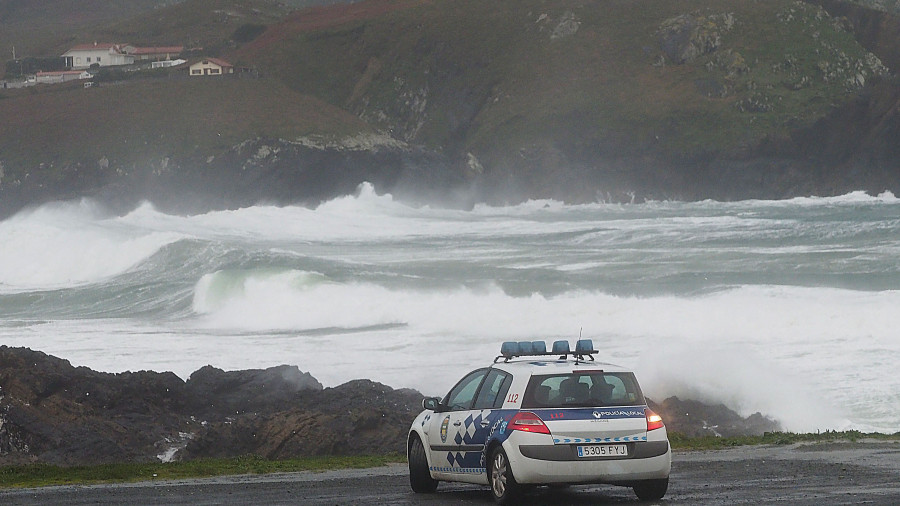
[444,369,488,411]
[473,369,512,410]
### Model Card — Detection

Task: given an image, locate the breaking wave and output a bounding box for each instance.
[1,186,899,433]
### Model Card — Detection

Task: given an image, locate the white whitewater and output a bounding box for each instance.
[1,184,898,434]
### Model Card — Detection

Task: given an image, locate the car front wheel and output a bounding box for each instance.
[633,477,668,501]
[408,436,438,493]
[489,447,520,504]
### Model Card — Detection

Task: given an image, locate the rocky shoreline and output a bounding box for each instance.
[0,346,778,467]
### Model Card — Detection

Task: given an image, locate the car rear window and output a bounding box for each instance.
[521,372,646,408]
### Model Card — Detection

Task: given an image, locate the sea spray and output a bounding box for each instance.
[1,186,898,433]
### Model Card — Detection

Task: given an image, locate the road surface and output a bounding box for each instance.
[2,441,898,505]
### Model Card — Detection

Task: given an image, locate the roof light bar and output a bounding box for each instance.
[552,340,570,355]
[575,339,594,354]
[495,339,597,362]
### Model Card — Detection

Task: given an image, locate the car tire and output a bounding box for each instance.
[489,447,520,504]
[633,477,668,501]
[408,436,438,493]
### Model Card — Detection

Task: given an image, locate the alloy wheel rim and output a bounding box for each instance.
[491,452,507,497]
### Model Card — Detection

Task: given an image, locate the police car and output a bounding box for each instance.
[407,340,671,503]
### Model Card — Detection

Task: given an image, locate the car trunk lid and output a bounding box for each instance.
[533,407,649,444]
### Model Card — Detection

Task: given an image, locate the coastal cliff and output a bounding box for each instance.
[1,0,900,218]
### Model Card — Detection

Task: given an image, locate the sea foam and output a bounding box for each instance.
[1,189,898,434]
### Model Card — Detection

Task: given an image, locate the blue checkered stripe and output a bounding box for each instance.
[431,447,486,474]
[431,410,501,474]
[553,435,648,444]
[454,411,487,445]
[430,460,485,474]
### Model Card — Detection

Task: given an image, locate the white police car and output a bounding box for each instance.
[407,340,671,503]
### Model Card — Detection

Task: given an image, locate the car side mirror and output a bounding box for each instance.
[422,397,443,412]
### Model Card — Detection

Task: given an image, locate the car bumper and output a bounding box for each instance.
[504,440,671,484]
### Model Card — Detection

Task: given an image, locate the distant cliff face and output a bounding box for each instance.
[810,0,900,69]
[235,0,900,202]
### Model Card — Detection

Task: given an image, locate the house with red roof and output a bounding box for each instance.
[62,43,134,69]
[124,46,184,61]
[188,58,234,77]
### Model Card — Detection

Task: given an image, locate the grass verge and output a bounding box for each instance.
[669,430,900,451]
[3,432,899,489]
[0,453,406,489]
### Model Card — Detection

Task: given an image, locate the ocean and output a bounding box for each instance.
[1,183,897,434]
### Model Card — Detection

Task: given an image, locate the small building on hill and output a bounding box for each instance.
[188,58,234,77]
[125,46,184,61]
[35,70,92,84]
[151,58,186,69]
[62,43,133,69]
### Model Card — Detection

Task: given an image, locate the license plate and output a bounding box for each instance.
[576,444,628,457]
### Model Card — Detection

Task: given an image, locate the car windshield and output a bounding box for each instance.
[521,371,646,408]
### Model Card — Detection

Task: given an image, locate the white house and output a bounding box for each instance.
[62,43,134,69]
[188,58,234,77]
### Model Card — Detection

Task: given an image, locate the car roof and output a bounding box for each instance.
[491,359,632,374]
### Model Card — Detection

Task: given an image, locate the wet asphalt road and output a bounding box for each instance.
[2,441,898,505]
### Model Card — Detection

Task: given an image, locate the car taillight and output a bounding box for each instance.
[509,411,550,434]
[646,408,665,431]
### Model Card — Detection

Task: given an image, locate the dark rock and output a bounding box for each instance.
[658,12,734,64]
[0,346,421,465]
[0,346,782,466]
[185,364,323,418]
[0,346,189,465]
[179,380,423,460]
[649,396,781,437]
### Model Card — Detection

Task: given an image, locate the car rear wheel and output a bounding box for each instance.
[408,436,438,493]
[633,477,668,501]
[489,447,520,504]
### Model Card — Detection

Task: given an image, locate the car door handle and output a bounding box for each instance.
[480,421,490,427]
[453,421,462,426]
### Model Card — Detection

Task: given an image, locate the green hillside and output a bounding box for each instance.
[0,0,346,60]
[0,1,184,57]
[848,0,900,13]
[0,77,370,176]
[1,0,898,213]
[91,0,290,53]
[236,0,887,171]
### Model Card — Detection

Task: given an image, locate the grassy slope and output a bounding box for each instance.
[849,0,900,13]
[234,0,884,165]
[0,76,371,178]
[92,0,289,52]
[0,1,183,57]
[0,0,352,59]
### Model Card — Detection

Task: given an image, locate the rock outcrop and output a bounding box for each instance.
[648,397,780,438]
[0,136,470,221]
[0,346,418,465]
[658,12,735,64]
[0,346,780,466]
